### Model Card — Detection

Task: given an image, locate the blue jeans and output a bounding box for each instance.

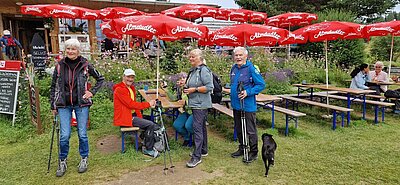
[173,112,193,141]
[58,106,89,160]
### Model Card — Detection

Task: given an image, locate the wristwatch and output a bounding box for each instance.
[195,87,199,92]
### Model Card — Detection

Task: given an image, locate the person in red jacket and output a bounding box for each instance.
[113,69,160,157]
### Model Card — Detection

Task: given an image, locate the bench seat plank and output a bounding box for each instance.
[316,94,395,107]
[212,103,234,117]
[279,96,353,112]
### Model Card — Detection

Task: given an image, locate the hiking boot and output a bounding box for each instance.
[182,140,190,147]
[189,152,208,157]
[78,157,88,173]
[243,153,258,163]
[231,149,243,158]
[186,158,202,168]
[56,159,67,177]
[143,149,159,158]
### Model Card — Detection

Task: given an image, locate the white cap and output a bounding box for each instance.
[3,30,10,35]
[123,69,135,76]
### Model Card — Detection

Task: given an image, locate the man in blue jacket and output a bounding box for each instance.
[229,47,265,163]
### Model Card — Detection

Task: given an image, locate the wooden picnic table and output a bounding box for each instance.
[293,84,376,124]
[138,89,183,109]
[345,80,400,86]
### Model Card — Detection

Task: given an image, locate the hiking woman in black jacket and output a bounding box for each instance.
[50,38,104,177]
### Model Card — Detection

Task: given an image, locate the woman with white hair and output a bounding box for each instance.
[50,39,104,177]
[369,61,389,94]
[184,49,213,168]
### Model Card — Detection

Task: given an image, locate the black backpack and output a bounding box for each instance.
[187,65,223,104]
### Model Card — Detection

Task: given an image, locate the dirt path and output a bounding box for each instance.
[96,163,223,185]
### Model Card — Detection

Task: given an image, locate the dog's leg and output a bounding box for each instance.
[263,153,269,177]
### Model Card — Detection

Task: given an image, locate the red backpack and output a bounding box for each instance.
[6,37,16,47]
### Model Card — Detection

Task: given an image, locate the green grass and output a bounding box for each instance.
[1,105,400,184]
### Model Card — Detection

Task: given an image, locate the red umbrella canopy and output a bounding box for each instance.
[211,24,289,46]
[228,9,253,22]
[100,21,122,39]
[214,8,230,21]
[363,20,400,37]
[161,4,218,19]
[20,5,49,17]
[80,8,100,20]
[100,7,145,20]
[266,12,318,28]
[198,31,214,46]
[249,12,268,23]
[112,14,208,41]
[43,4,84,19]
[21,4,85,19]
[293,21,364,42]
[279,32,307,45]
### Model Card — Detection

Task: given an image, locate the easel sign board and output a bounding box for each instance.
[0,60,21,126]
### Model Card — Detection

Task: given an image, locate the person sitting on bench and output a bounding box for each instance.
[350,63,371,90]
[368,61,389,94]
[113,69,160,157]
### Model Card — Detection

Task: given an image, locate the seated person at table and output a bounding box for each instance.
[350,63,371,90]
[168,73,193,147]
[113,69,160,157]
[368,61,389,94]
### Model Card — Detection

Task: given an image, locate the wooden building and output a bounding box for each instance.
[0,0,217,56]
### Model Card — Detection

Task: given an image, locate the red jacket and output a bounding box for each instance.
[113,82,150,127]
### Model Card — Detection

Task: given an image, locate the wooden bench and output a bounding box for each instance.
[120,127,140,153]
[314,94,395,124]
[212,103,234,118]
[257,103,306,136]
[279,96,353,130]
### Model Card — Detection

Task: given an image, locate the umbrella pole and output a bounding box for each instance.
[389,34,394,78]
[127,35,130,60]
[287,24,291,60]
[156,36,160,99]
[325,40,329,103]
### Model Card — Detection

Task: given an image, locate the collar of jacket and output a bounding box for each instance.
[233,60,252,69]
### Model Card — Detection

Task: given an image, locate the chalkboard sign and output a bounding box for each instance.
[30,33,47,71]
[0,70,19,114]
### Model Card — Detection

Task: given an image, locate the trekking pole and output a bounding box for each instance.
[56,114,61,168]
[238,82,249,162]
[155,99,175,175]
[47,116,57,173]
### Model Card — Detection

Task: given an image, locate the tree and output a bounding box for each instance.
[235,0,399,22]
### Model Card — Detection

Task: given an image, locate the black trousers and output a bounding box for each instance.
[192,109,208,160]
[233,110,258,154]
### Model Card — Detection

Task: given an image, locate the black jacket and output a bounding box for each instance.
[50,56,104,110]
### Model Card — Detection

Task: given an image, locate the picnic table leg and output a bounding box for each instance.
[285,99,289,109]
[382,107,385,122]
[332,110,337,130]
[362,95,366,120]
[310,88,314,101]
[285,114,289,136]
[271,101,275,129]
[341,112,344,128]
[374,105,378,124]
[297,87,300,97]
[347,93,351,126]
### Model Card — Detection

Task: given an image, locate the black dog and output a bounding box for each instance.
[262,133,277,177]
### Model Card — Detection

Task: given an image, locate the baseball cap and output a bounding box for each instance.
[124,69,135,76]
[3,30,10,35]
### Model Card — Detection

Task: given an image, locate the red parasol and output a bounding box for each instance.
[100,21,122,39]
[99,7,145,20]
[363,20,400,77]
[211,24,289,46]
[266,12,318,28]
[228,9,252,22]
[112,14,208,41]
[249,12,268,23]
[161,4,218,20]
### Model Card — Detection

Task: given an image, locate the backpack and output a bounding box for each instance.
[142,124,165,152]
[384,89,400,98]
[187,65,223,104]
[6,37,16,47]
